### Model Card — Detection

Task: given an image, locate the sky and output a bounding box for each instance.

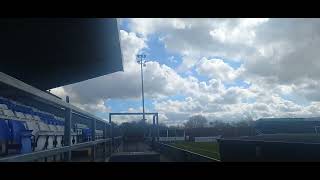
[51,18,320,126]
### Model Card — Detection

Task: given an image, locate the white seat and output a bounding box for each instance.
[15,112,26,119]
[95,130,104,139]
[57,126,64,132]
[48,124,58,132]
[3,109,15,117]
[24,114,34,120]
[35,136,47,151]
[25,121,40,136]
[56,136,63,147]
[47,136,54,149]
[0,104,8,110]
[38,121,51,132]
[33,115,41,121]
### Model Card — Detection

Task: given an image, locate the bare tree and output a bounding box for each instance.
[184,115,208,129]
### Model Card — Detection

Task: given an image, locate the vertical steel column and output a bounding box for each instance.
[175,129,177,141]
[64,107,72,161]
[91,119,96,161]
[152,115,155,147]
[104,122,107,160]
[109,113,113,153]
[156,114,159,141]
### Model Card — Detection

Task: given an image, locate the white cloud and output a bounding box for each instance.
[128,18,267,72]
[51,18,320,126]
[196,58,244,82]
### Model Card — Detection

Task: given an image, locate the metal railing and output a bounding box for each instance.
[0,136,122,162]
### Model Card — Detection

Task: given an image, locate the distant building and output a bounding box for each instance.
[255,117,320,134]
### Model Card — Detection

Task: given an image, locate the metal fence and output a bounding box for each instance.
[0,136,122,162]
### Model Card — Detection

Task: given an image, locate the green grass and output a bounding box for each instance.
[171,142,220,160]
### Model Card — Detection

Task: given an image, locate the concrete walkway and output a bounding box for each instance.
[105,141,173,162]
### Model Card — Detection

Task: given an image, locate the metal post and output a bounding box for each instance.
[91,119,96,161]
[140,59,145,122]
[104,122,107,160]
[137,55,146,122]
[109,113,113,153]
[156,114,159,141]
[175,129,177,141]
[152,115,155,147]
[64,107,72,161]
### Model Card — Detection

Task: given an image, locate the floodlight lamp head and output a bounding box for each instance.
[136,54,146,59]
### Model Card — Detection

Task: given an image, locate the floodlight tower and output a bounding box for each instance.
[137,54,147,122]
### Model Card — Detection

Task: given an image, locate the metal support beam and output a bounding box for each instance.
[156,114,159,141]
[109,112,159,115]
[152,115,155,147]
[109,113,113,153]
[104,122,107,160]
[91,119,96,161]
[64,107,72,161]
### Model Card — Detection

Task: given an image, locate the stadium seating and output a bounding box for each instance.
[0,96,92,156]
[82,128,92,142]
[0,98,33,153]
[95,130,104,140]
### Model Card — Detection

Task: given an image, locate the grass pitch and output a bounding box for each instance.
[171,141,220,160]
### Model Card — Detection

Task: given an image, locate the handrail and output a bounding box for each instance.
[0,136,122,162]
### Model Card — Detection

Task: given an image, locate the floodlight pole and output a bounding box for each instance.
[137,54,146,122]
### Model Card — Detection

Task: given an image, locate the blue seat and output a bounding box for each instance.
[13,104,34,115]
[35,112,56,124]
[20,130,33,154]
[0,120,10,141]
[58,120,64,126]
[34,112,48,123]
[0,98,14,110]
[82,128,92,141]
[7,120,27,143]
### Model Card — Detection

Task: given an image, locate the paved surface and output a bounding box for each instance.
[160,154,173,162]
[119,141,152,152]
[105,141,173,162]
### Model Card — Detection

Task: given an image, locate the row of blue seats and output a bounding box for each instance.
[0,97,65,125]
[0,96,104,156]
[0,97,67,154]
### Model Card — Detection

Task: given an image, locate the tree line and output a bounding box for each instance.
[182,115,257,137]
[115,114,257,138]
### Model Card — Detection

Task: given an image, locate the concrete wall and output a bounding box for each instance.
[159,137,185,142]
[194,136,220,142]
[218,139,320,162]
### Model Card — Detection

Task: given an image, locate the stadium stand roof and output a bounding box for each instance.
[0,18,123,90]
[257,117,320,122]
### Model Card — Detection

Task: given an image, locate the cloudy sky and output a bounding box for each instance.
[51,18,320,126]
